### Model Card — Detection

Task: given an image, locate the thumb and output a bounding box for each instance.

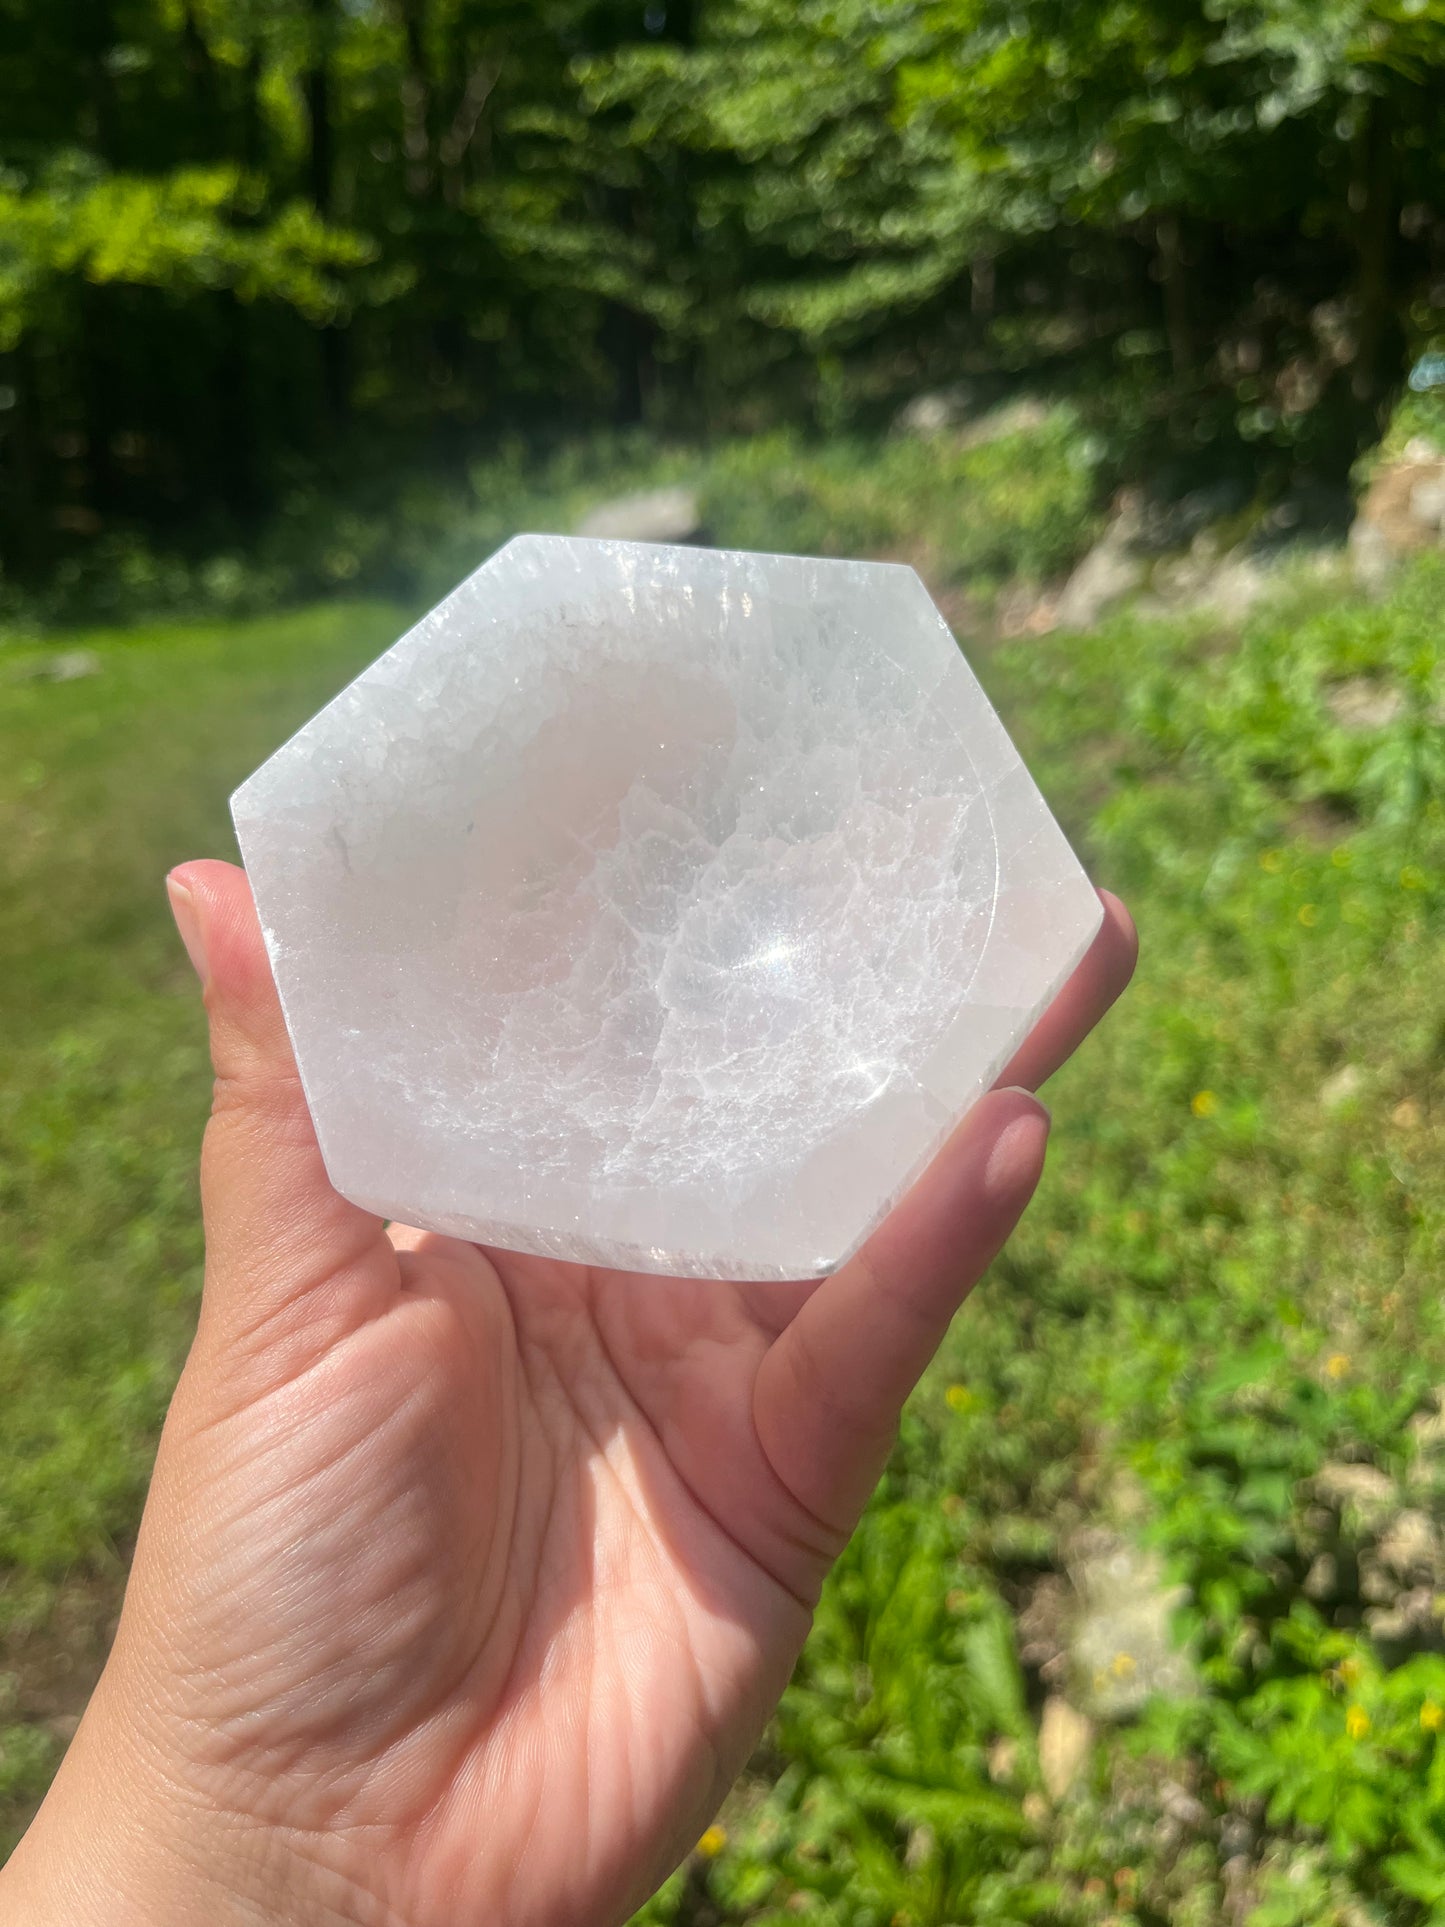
[167,859,398,1371]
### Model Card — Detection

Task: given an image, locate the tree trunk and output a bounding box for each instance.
[215,294,260,523]
[79,280,119,517]
[0,343,46,575]
[396,0,434,199]
[1350,90,1399,416]
[1156,212,1194,379]
[439,61,499,208]
[239,37,264,172]
[75,0,119,518]
[304,0,349,422]
[180,0,220,146]
[601,301,653,425]
[77,0,118,155]
[304,0,336,216]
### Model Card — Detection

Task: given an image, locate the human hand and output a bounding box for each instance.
[2,859,1134,1927]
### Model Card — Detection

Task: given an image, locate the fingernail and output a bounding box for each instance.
[166,874,209,985]
[998,1085,1051,1128]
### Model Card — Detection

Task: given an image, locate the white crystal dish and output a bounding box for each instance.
[231,535,1101,1280]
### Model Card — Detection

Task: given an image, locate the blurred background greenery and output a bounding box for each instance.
[3,3,1445,1923]
[3,0,1445,615]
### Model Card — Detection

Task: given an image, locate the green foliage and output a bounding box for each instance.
[700,410,1099,588]
[0,153,379,352]
[0,408,1101,627]
[3,0,1445,593]
[684,1512,1059,1926]
[5,449,1445,1912]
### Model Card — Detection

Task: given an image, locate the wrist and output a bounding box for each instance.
[0,1694,351,1927]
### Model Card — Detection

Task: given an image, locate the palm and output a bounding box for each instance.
[124,1232,835,1927]
[49,861,1132,1927]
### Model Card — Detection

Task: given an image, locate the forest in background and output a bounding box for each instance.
[2,0,1445,609]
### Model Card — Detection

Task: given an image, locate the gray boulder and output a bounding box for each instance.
[1052,521,1146,632]
[892,385,976,437]
[1350,440,1445,590]
[1065,1531,1197,1720]
[575,486,702,545]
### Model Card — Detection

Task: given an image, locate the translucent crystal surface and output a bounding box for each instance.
[231,536,1101,1280]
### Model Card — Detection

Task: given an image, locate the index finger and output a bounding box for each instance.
[996,889,1137,1092]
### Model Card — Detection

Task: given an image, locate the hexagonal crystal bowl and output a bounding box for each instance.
[231,535,1100,1280]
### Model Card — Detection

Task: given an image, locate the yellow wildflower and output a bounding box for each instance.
[1298,903,1319,927]
[1111,1652,1137,1679]
[1191,1090,1219,1118]
[1346,1705,1370,1740]
[945,1383,973,1412]
[1335,1655,1363,1688]
[1260,849,1284,873]
[696,1825,727,1859]
[1422,1701,1445,1733]
[1325,1353,1351,1380]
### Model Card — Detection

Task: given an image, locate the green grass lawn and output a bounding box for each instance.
[0,602,403,1836]
[3,549,1444,1923]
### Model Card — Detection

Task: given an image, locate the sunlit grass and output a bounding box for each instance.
[3,492,1444,1914]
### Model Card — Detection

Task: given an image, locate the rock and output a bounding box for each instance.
[1303,1552,1339,1601]
[1319,1065,1364,1111]
[1066,1531,1197,1719]
[994,578,1059,640]
[1052,522,1146,632]
[893,384,975,436]
[1219,1816,1256,1860]
[12,647,102,684]
[1222,1855,1258,1927]
[574,486,701,545]
[1188,552,1273,623]
[904,1822,936,1869]
[1312,1461,1396,1527]
[1016,1572,1070,1676]
[1365,1586,1442,1647]
[1136,479,1251,553]
[956,395,1053,449]
[1411,475,1445,532]
[1148,535,1220,605]
[1326,677,1408,733]
[1159,1780,1208,1830]
[1361,1562,1398,1604]
[987,1735,1019,1784]
[1409,1395,1445,1454]
[1377,1509,1444,1582]
[1350,447,1445,589]
[1038,1696,1094,1801]
[1148,537,1340,625]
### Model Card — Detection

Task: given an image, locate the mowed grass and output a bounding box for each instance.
[3,546,1445,1921]
[0,603,403,1839]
